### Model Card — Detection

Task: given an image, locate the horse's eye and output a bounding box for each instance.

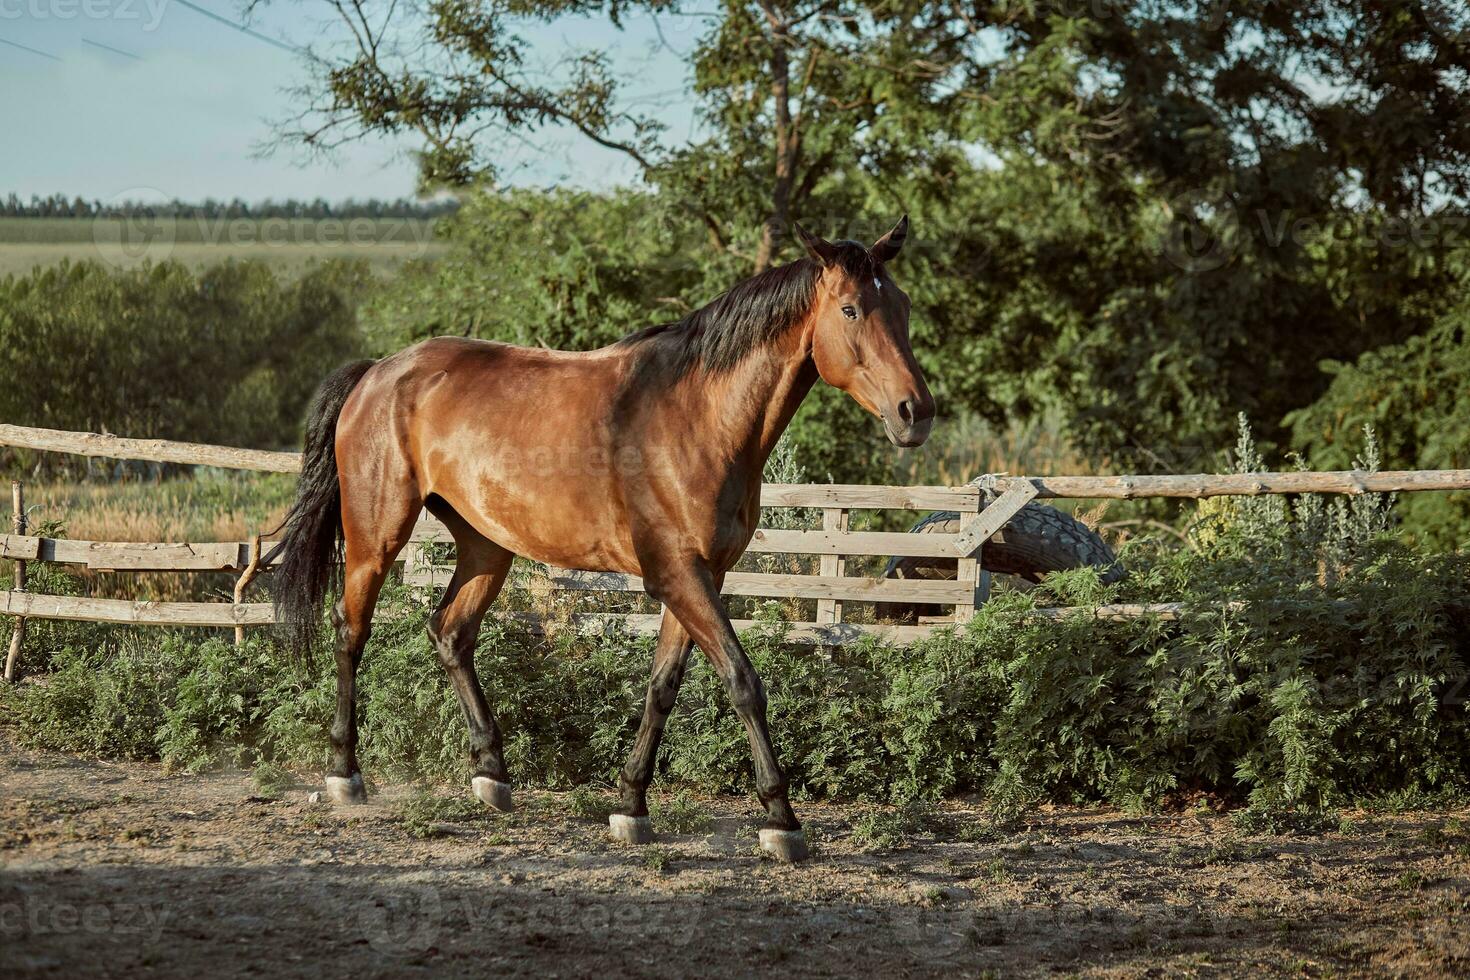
[841,305,859,321]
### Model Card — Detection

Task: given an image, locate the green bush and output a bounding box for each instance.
[1288,300,1470,551]
[4,537,1466,812]
[0,258,369,469]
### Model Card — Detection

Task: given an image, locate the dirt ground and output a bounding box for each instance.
[2,740,1467,978]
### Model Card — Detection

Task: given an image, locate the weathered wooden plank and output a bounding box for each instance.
[0,534,39,561]
[10,528,957,574]
[0,591,272,627]
[52,539,253,571]
[953,557,980,625]
[3,536,263,571]
[415,520,963,558]
[411,518,453,543]
[1002,470,1470,499]
[0,424,300,473]
[760,484,981,510]
[746,527,959,557]
[5,481,27,682]
[816,508,848,626]
[953,481,1040,557]
[548,568,971,604]
[509,603,1250,633]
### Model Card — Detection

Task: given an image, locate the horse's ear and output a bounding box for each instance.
[870,214,909,264]
[793,222,838,266]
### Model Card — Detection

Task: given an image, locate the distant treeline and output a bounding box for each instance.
[2,193,461,220]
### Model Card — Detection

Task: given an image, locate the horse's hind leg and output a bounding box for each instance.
[424,499,516,811]
[325,486,421,804]
[325,543,405,803]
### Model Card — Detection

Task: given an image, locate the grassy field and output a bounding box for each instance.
[21,471,296,543]
[0,216,448,277]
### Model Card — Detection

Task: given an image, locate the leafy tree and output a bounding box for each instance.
[1287,259,1470,550]
[283,1,1470,495]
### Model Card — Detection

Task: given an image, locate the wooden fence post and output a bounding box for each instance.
[816,507,849,628]
[954,556,980,624]
[400,541,436,595]
[4,481,27,682]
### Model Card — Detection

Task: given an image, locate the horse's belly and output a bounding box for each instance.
[429,442,642,574]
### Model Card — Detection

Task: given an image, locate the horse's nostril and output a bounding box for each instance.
[897,399,915,426]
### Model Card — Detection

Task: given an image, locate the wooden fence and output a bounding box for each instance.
[3,423,1468,678]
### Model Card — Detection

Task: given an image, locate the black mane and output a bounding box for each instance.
[618,242,877,376]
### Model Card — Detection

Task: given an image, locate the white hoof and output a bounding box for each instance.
[759,828,809,863]
[324,773,366,804]
[472,776,514,812]
[609,814,654,845]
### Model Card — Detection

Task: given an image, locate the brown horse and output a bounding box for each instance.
[267,217,933,861]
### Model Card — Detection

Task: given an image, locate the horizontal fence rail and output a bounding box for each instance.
[1,534,268,572]
[1005,470,1470,499]
[5,423,1466,500]
[546,568,973,604]
[0,591,273,628]
[0,424,301,473]
[2,424,1468,654]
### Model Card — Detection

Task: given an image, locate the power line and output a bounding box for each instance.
[0,37,61,62]
[83,38,142,61]
[169,0,302,55]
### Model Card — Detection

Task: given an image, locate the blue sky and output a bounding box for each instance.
[1,0,699,202]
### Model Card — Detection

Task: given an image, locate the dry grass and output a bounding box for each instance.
[17,473,295,601]
[23,473,292,543]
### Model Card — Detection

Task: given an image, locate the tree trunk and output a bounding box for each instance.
[754,7,797,273]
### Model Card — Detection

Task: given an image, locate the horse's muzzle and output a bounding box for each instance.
[882,394,934,448]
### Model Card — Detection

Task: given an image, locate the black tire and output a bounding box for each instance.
[881,501,1124,622]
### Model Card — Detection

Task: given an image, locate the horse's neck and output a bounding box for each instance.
[700,322,818,466]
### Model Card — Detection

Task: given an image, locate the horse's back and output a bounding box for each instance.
[337,335,645,572]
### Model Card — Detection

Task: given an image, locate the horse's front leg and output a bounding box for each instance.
[646,561,807,862]
[610,608,695,844]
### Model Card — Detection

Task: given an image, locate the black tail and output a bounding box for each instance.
[263,359,375,661]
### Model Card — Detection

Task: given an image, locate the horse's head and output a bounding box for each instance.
[796,216,935,448]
